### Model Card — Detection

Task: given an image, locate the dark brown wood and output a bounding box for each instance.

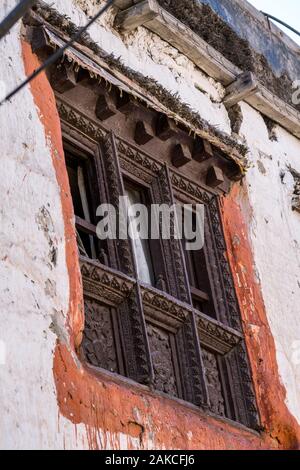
[117,93,139,114]
[29,26,53,55]
[201,348,225,416]
[51,64,78,93]
[156,114,177,141]
[190,286,209,303]
[206,165,225,188]
[171,143,192,168]
[75,216,97,236]
[82,298,120,374]
[193,138,214,163]
[146,322,178,397]
[95,93,117,121]
[134,120,155,145]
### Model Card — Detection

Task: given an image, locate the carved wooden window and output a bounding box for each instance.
[65,144,101,260]
[59,98,259,431]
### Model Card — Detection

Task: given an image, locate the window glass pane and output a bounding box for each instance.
[125,185,154,285]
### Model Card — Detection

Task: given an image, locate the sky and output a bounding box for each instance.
[247,0,300,45]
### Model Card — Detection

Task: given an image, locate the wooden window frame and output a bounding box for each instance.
[58,96,260,431]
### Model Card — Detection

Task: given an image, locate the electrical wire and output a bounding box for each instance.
[0,0,37,41]
[0,0,114,107]
[262,11,300,38]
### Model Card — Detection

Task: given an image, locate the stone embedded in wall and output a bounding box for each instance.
[291,170,300,213]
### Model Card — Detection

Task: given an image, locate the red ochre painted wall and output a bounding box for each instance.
[22,41,300,450]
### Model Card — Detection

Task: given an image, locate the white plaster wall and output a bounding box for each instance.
[0,1,83,449]
[238,103,300,424]
[0,0,299,449]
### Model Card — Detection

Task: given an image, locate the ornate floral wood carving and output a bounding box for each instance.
[147,323,178,397]
[101,132,137,278]
[117,138,161,183]
[171,170,213,205]
[226,343,260,429]
[208,197,242,330]
[202,348,225,416]
[58,100,108,142]
[82,298,119,373]
[80,257,134,307]
[141,286,189,328]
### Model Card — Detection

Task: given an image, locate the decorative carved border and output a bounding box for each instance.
[171,169,214,205]
[141,285,190,330]
[58,100,108,142]
[196,312,242,356]
[117,138,162,184]
[208,197,242,331]
[207,198,260,428]
[80,257,134,307]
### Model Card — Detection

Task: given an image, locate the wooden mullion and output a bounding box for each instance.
[111,307,126,377]
[170,334,183,400]
[190,286,209,303]
[75,216,97,235]
[176,311,209,407]
[217,355,236,421]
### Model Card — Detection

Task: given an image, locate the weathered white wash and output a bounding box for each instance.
[238,103,300,423]
[0,0,299,449]
[0,4,73,448]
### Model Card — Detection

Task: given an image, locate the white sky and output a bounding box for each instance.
[248,0,300,45]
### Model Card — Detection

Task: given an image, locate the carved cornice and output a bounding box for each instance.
[171,170,214,205]
[141,284,242,357]
[196,313,242,356]
[141,286,189,330]
[117,138,162,183]
[58,100,108,141]
[80,257,134,306]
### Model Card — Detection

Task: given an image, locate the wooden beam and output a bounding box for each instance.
[51,64,78,93]
[171,143,192,168]
[206,166,225,188]
[245,84,300,139]
[114,0,159,32]
[141,0,240,85]
[29,26,53,54]
[95,92,117,120]
[117,93,140,113]
[118,1,300,140]
[156,114,177,140]
[223,72,300,139]
[134,120,155,144]
[223,72,259,108]
[114,0,134,9]
[193,138,214,163]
